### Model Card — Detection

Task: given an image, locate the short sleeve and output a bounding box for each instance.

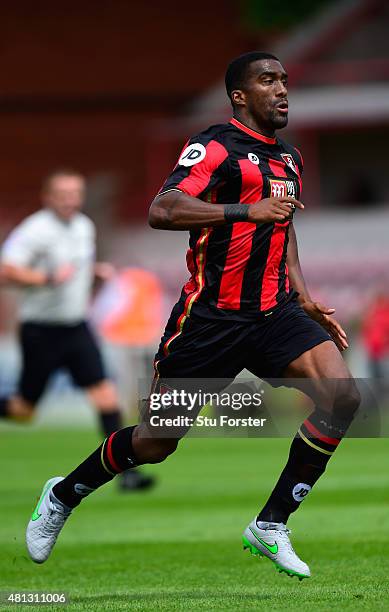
[158,131,229,199]
[1,220,42,267]
[80,214,96,241]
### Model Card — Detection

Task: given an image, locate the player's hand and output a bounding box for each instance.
[248,197,304,224]
[94,262,116,282]
[302,301,349,351]
[49,264,76,285]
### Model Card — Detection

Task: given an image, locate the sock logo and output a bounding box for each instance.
[74,484,95,497]
[292,483,311,502]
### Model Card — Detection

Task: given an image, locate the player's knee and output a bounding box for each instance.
[144,439,179,464]
[9,396,36,422]
[333,381,361,420]
[87,380,118,410]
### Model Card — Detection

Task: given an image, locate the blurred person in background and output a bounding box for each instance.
[0,169,154,492]
[361,291,389,397]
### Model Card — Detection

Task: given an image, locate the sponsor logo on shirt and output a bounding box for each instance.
[269,178,296,200]
[179,143,206,167]
[248,152,260,165]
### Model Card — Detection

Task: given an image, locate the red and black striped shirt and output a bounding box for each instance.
[158,117,303,322]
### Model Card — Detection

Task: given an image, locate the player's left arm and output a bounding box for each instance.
[88,220,116,282]
[287,223,348,351]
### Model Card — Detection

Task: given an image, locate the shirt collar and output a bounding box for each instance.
[230,117,277,144]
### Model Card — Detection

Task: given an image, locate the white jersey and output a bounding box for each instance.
[1,209,96,323]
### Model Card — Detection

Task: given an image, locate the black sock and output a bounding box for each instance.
[98,410,141,475]
[52,426,139,508]
[99,410,122,437]
[0,398,9,418]
[257,408,353,524]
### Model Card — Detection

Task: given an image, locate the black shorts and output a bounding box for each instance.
[155,297,332,382]
[19,321,106,403]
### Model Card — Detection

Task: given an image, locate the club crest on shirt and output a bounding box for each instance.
[179,143,206,167]
[281,153,299,175]
[269,178,296,199]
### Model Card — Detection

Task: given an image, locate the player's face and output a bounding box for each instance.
[236,59,289,133]
[44,176,85,220]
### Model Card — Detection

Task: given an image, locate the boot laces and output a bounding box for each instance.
[260,522,294,554]
[42,502,71,535]
[274,524,294,554]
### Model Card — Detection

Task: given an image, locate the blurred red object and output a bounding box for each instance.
[362,294,389,359]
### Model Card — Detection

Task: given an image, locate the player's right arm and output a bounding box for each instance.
[149,135,303,231]
[0,220,73,287]
[0,263,74,286]
[149,191,303,230]
[1,263,50,286]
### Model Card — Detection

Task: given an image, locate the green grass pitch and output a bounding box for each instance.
[0,427,388,611]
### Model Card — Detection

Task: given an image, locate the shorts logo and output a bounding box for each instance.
[269,178,296,200]
[159,383,174,396]
[281,153,298,175]
[248,153,260,165]
[179,143,206,167]
[155,383,176,412]
[292,483,311,502]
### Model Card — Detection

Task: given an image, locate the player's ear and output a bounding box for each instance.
[231,89,246,107]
